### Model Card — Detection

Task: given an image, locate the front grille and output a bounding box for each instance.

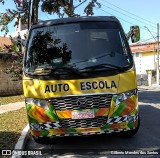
[51,94,112,110]
[60,116,108,128]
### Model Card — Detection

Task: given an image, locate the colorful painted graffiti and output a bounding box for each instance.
[26,93,138,137]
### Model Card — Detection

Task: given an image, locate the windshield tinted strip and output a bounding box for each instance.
[80,22,120,29]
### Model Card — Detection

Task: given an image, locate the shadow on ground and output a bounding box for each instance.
[138,90,160,104]
[0,131,21,149]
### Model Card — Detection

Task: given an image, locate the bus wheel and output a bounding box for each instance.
[120,114,140,137]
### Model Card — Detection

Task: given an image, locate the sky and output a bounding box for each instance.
[0,0,159,43]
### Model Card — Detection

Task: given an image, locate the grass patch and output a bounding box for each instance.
[0,95,24,105]
[0,107,28,149]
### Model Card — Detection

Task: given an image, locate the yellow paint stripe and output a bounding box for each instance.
[56,110,71,119]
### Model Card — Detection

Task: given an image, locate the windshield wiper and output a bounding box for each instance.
[80,63,124,72]
[74,52,116,64]
[26,67,52,76]
[52,66,83,76]
[26,65,85,76]
[26,66,83,76]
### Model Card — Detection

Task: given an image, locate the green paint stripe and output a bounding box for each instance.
[112,97,116,102]
[28,116,38,123]
[111,102,127,117]
[67,128,77,133]
[41,130,49,136]
[94,108,99,113]
[127,122,135,128]
[26,104,32,112]
[101,124,110,131]
[48,103,55,112]
[44,110,59,121]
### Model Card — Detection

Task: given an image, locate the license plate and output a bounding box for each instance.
[72,110,95,119]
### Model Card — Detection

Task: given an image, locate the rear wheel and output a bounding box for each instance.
[120,114,140,137]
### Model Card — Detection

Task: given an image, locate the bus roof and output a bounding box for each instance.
[31,16,120,30]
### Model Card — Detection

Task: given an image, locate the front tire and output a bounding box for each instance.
[120,114,140,137]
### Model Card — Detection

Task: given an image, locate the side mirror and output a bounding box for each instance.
[130,26,140,43]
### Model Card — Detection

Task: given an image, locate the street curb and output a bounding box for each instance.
[12,124,30,158]
[138,85,160,91]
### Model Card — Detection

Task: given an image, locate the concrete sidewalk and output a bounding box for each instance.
[138,85,160,91]
[0,102,25,114]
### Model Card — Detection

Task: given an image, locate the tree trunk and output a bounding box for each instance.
[31,0,40,25]
[28,0,31,29]
[69,0,74,16]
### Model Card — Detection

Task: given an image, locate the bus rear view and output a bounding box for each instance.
[23,16,140,143]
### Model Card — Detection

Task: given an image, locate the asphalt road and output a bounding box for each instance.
[24,88,160,158]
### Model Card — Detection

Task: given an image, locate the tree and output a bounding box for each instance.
[0,0,101,35]
[1,36,24,79]
[0,0,101,79]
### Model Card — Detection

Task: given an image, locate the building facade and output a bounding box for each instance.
[130,42,160,85]
[6,18,28,40]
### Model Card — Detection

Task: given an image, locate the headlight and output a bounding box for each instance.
[115,89,137,105]
[117,93,127,101]
[25,98,48,109]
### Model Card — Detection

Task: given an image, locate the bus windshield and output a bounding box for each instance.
[25,21,133,75]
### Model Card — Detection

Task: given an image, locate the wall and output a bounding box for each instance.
[130,42,160,85]
[133,51,155,75]
[6,30,28,40]
[142,52,156,72]
[0,53,23,96]
[133,52,157,85]
[131,42,160,75]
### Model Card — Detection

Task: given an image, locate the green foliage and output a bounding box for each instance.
[0,0,4,5]
[0,0,101,35]
[0,0,101,79]
[0,46,4,52]
[41,0,101,17]
[0,0,29,35]
[41,0,76,17]
[3,39,23,80]
[85,0,101,16]
[0,10,18,35]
